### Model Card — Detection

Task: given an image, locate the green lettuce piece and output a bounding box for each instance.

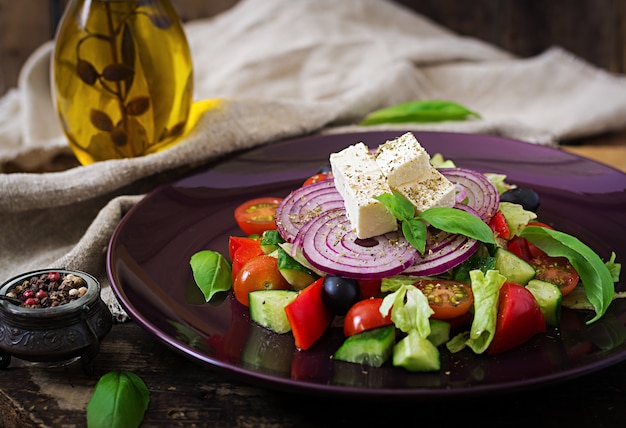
[484,173,515,195]
[447,270,505,354]
[380,275,422,293]
[519,226,616,324]
[430,153,456,169]
[499,202,537,237]
[380,284,433,336]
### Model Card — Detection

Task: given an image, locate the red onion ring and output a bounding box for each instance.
[298,209,418,279]
[440,168,499,221]
[401,230,480,277]
[275,179,343,242]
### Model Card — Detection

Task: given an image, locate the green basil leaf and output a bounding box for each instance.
[87,371,149,428]
[402,218,427,254]
[418,207,496,245]
[519,226,616,324]
[190,250,232,302]
[375,192,415,221]
[360,100,481,126]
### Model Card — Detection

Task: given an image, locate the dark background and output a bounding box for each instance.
[1,0,624,96]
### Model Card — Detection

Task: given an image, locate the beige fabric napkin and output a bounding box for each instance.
[2,0,626,322]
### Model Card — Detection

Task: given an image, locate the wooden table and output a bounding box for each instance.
[1,131,626,428]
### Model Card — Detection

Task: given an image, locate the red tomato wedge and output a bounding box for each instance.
[413,279,474,320]
[357,278,382,299]
[343,298,393,337]
[285,277,333,350]
[234,197,282,236]
[488,210,511,240]
[488,282,546,355]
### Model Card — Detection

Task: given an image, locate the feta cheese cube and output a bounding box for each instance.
[374,132,431,187]
[395,168,456,214]
[330,143,398,239]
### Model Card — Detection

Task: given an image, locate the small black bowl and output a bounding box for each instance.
[0,269,113,374]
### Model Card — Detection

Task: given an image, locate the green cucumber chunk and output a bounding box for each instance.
[333,325,396,367]
[277,247,319,291]
[526,279,562,326]
[428,319,451,347]
[393,330,440,372]
[248,290,298,334]
[494,247,536,285]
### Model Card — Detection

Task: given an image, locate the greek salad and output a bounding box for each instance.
[190,132,621,373]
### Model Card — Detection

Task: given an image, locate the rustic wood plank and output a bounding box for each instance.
[2,320,626,426]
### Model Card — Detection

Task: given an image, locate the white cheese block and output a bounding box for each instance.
[395,168,456,214]
[374,132,431,187]
[330,143,398,239]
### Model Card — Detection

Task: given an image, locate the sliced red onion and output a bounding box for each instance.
[275,179,344,242]
[299,209,418,279]
[402,230,480,277]
[440,168,499,221]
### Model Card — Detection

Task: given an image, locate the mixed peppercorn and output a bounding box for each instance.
[4,271,88,308]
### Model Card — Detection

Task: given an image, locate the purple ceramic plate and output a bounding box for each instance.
[107,131,626,399]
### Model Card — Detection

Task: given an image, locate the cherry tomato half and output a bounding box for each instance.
[233,255,290,306]
[302,173,330,187]
[506,235,579,296]
[488,282,546,355]
[343,298,393,337]
[533,254,580,297]
[234,197,283,236]
[413,279,474,320]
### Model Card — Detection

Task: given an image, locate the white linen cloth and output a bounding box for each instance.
[1,0,626,321]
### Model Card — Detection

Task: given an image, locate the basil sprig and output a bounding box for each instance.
[87,371,150,428]
[519,226,616,324]
[359,100,481,126]
[375,192,495,254]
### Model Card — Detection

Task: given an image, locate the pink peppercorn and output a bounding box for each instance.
[47,272,61,282]
[23,298,38,306]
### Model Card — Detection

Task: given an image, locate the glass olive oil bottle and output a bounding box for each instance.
[52,0,193,165]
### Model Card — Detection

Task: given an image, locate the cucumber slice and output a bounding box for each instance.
[277,247,319,291]
[248,290,298,334]
[494,247,536,285]
[333,325,396,367]
[526,279,562,327]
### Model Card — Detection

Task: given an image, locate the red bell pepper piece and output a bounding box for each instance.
[284,277,333,350]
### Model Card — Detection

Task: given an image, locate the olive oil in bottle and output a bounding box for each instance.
[52,0,193,165]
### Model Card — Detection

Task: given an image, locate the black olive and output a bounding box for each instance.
[317,163,332,174]
[500,187,540,212]
[321,276,360,315]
